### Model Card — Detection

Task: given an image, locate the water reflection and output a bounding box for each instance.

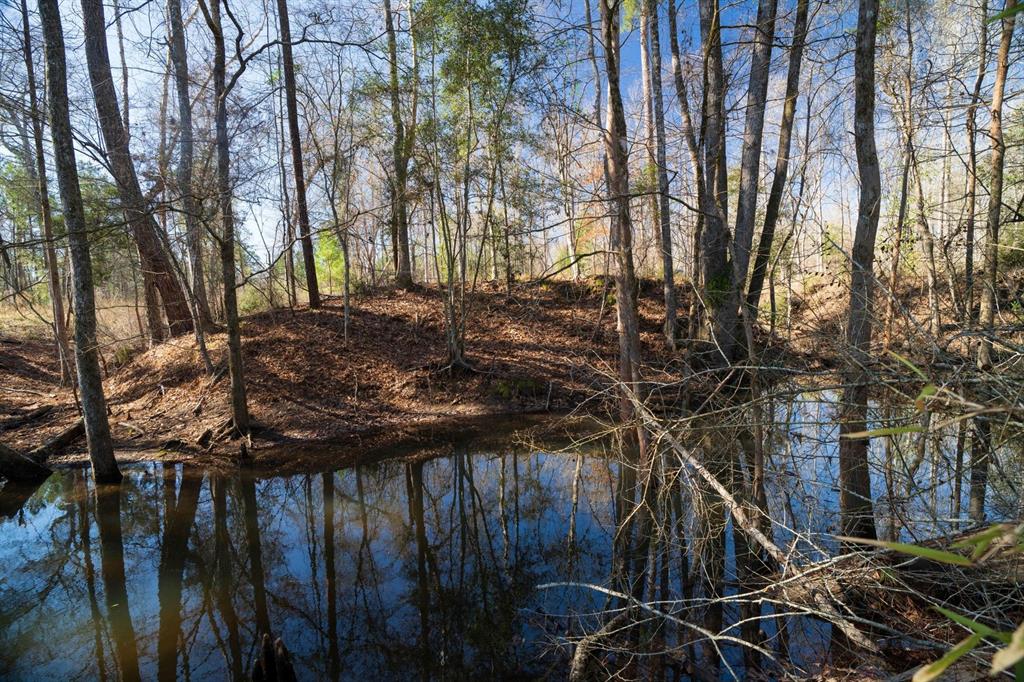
[1,398,1019,681]
[0,441,618,680]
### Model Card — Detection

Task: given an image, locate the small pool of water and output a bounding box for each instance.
[0,439,618,680]
[2,394,1017,680]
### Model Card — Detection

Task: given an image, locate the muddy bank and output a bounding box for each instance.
[1,281,671,470]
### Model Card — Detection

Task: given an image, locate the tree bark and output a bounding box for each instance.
[964,0,989,325]
[838,0,880,541]
[168,0,213,325]
[972,0,1015,522]
[600,0,644,428]
[722,0,777,360]
[646,0,678,348]
[698,0,732,357]
[20,0,71,384]
[384,0,416,289]
[79,0,193,339]
[745,0,809,315]
[203,0,250,435]
[275,0,321,307]
[668,0,706,340]
[37,0,121,483]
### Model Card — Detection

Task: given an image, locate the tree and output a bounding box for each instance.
[645,0,677,348]
[200,0,250,435]
[37,0,121,483]
[383,0,417,289]
[167,0,213,326]
[79,0,194,341]
[19,0,70,383]
[972,0,1017,521]
[600,0,643,426]
[838,0,881,541]
[745,0,810,315]
[722,0,777,360]
[276,0,321,308]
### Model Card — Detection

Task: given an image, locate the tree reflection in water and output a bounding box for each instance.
[0,438,617,680]
[1,399,1015,680]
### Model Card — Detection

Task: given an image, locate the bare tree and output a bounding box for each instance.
[276,0,321,308]
[37,0,121,483]
[79,0,194,340]
[19,0,70,383]
[838,0,881,541]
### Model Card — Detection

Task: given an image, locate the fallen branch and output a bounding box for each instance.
[0,442,51,481]
[0,404,53,431]
[621,382,884,659]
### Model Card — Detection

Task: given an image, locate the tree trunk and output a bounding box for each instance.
[20,0,71,384]
[79,0,194,339]
[723,0,777,359]
[964,1,989,326]
[168,0,213,325]
[698,0,732,357]
[275,0,321,307]
[668,0,706,341]
[204,0,250,435]
[838,0,880,541]
[384,0,415,289]
[37,0,121,483]
[745,0,809,315]
[972,0,1015,521]
[646,0,677,348]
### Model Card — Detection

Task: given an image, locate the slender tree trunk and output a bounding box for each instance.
[977,2,1014,371]
[838,0,880,541]
[168,0,212,325]
[21,0,71,384]
[724,0,777,359]
[698,0,732,356]
[745,0,809,314]
[646,0,677,348]
[601,0,644,427]
[972,0,1015,522]
[204,0,249,435]
[964,1,989,326]
[384,0,416,288]
[668,0,706,341]
[602,0,650,601]
[275,0,320,307]
[37,0,121,483]
[79,0,193,338]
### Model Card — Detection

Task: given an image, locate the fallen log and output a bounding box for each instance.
[0,442,51,482]
[0,404,53,431]
[27,419,84,461]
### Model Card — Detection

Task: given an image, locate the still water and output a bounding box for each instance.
[1,396,1016,680]
[0,436,621,680]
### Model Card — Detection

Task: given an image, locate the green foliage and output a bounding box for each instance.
[315,228,349,295]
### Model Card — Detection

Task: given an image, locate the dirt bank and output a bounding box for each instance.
[1,280,684,470]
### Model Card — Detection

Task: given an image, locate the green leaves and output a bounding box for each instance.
[988,3,1024,23]
[836,536,973,566]
[913,630,983,679]
[912,633,983,682]
[990,623,1024,674]
[842,424,923,439]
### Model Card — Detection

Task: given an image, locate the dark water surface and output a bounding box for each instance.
[0,434,619,681]
[2,396,1017,681]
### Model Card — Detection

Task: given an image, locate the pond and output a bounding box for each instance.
[0,396,1018,680]
[0,430,624,680]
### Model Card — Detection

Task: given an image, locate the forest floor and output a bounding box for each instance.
[0,279,695,471]
[0,272,984,472]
